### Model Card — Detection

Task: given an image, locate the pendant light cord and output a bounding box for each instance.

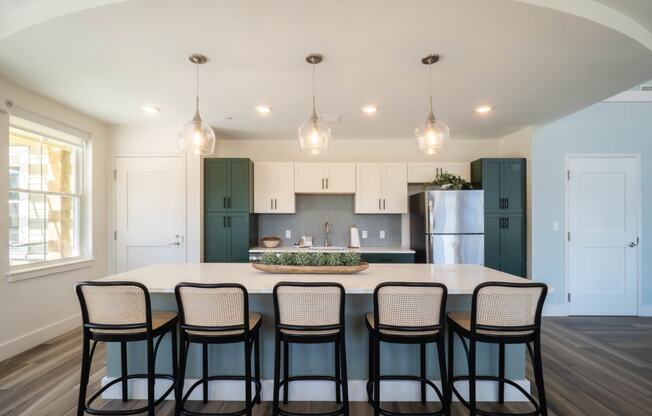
[428,61,433,113]
[312,61,317,116]
[196,62,200,110]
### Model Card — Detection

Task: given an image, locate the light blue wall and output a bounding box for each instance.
[532,102,652,310]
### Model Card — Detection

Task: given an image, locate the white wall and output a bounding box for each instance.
[0,77,109,361]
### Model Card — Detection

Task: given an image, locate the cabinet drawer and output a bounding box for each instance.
[361,253,414,263]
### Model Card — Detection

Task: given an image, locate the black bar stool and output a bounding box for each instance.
[366,282,450,416]
[447,282,548,416]
[175,283,262,416]
[75,281,178,416]
[272,282,349,416]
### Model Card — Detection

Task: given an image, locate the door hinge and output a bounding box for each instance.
[567,293,571,302]
[567,232,571,242]
[114,230,117,240]
[567,170,570,181]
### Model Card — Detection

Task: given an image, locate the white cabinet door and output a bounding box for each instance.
[407,162,470,183]
[295,163,326,193]
[325,163,356,193]
[382,163,408,213]
[254,162,275,213]
[274,163,296,213]
[355,163,383,213]
[439,163,470,181]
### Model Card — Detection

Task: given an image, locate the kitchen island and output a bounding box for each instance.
[97,263,531,402]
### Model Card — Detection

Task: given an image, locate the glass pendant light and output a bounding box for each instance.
[415,54,449,155]
[298,53,330,155]
[179,54,216,155]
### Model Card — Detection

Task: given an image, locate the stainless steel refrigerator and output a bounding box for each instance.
[409,190,484,264]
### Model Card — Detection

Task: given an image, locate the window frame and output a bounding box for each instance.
[7,118,94,282]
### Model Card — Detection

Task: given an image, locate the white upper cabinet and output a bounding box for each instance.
[294,163,355,193]
[407,162,470,183]
[355,163,407,213]
[254,162,295,213]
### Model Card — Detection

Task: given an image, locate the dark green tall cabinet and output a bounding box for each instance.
[471,158,526,277]
[204,158,257,263]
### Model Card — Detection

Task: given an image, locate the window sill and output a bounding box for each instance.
[7,258,96,283]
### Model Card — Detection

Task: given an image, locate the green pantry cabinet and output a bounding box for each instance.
[204,158,257,263]
[471,158,526,277]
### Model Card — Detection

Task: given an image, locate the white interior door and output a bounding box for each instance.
[115,156,185,272]
[567,156,639,315]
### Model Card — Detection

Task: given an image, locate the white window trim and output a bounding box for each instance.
[7,111,93,282]
[6,257,95,282]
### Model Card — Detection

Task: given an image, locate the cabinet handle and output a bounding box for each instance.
[223,197,227,208]
[270,198,273,210]
[505,198,509,209]
[326,178,329,189]
[228,216,231,227]
[383,199,386,210]
[378,199,381,210]
[228,197,232,208]
[505,217,509,229]
[223,216,227,228]
[274,198,277,210]
[322,178,324,189]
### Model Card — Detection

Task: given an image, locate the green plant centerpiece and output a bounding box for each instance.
[254,251,368,274]
[423,170,473,190]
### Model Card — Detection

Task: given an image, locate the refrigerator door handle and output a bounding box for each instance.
[425,234,432,263]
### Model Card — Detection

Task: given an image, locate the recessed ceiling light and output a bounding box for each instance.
[362,105,378,114]
[255,105,273,114]
[475,105,492,114]
[141,105,160,114]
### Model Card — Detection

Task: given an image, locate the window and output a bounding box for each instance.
[8,122,85,267]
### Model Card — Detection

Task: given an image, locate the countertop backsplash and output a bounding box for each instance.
[257,195,401,247]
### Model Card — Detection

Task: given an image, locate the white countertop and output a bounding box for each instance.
[249,246,415,254]
[97,262,526,294]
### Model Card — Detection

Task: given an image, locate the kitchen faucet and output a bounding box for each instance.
[324,222,332,247]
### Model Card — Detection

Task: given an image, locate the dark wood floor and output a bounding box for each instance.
[0,317,650,416]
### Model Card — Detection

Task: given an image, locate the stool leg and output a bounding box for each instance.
[498,343,505,404]
[76,331,91,416]
[177,337,188,416]
[283,340,289,404]
[373,334,380,416]
[437,336,450,416]
[335,337,342,404]
[367,330,373,405]
[255,331,261,404]
[340,332,350,416]
[273,334,281,416]
[171,328,178,412]
[420,343,426,404]
[202,343,209,403]
[469,339,477,416]
[533,337,548,416]
[447,326,454,407]
[244,339,252,416]
[146,336,155,416]
[120,341,128,402]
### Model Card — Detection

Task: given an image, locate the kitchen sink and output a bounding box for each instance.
[308,246,346,251]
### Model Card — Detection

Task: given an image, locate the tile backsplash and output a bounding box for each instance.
[257,195,401,247]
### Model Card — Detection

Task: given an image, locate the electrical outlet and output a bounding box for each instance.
[285,230,292,239]
[379,230,385,239]
[361,230,368,239]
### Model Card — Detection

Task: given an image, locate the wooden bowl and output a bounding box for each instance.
[261,237,281,248]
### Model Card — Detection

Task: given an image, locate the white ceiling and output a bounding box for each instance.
[0,0,651,140]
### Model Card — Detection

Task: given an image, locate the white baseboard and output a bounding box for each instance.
[0,314,81,362]
[639,305,652,317]
[543,303,568,316]
[101,377,530,402]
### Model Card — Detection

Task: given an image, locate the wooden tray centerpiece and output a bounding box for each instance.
[252,251,369,274]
